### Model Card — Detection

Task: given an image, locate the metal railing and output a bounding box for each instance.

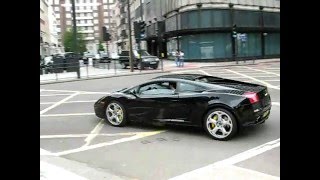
[40,59,165,83]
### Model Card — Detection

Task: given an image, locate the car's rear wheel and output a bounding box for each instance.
[120,62,127,69]
[203,108,238,141]
[105,101,127,127]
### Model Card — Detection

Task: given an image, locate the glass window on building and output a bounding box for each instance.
[237,33,262,57]
[212,9,231,27]
[200,10,212,28]
[181,33,232,60]
[165,15,177,32]
[166,38,178,59]
[265,33,280,55]
[180,12,188,29]
[188,11,198,29]
[234,10,261,27]
[263,12,280,27]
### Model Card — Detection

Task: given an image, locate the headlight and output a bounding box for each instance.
[155,58,159,61]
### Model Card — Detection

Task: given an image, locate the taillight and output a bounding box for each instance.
[244,92,259,104]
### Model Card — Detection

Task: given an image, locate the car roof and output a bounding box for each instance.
[154,74,208,81]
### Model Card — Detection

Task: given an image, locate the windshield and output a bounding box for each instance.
[134,50,151,57]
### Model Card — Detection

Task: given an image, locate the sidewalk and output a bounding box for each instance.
[40,58,280,84]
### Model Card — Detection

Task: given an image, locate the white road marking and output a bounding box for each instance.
[40,92,80,115]
[41,161,87,180]
[41,89,80,93]
[223,76,277,79]
[40,113,95,117]
[53,130,165,156]
[82,119,104,147]
[40,132,141,139]
[40,94,74,97]
[40,102,56,105]
[172,70,200,74]
[170,165,279,180]
[170,138,280,180]
[63,100,97,104]
[40,100,96,105]
[198,70,211,76]
[41,89,110,95]
[264,80,280,82]
[225,69,280,90]
[242,66,280,77]
[40,148,53,156]
[272,102,280,106]
[80,92,110,95]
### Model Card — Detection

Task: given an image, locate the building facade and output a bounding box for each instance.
[51,0,117,54]
[40,0,51,57]
[115,0,147,52]
[144,0,280,61]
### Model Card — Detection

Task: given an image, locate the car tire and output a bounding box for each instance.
[137,62,144,70]
[120,63,127,69]
[152,65,158,69]
[203,108,238,141]
[105,101,127,127]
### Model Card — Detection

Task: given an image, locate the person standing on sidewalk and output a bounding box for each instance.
[174,50,180,67]
[179,50,185,67]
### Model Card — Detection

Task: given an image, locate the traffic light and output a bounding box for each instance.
[232,24,237,38]
[102,26,111,41]
[134,21,141,39]
[139,21,146,38]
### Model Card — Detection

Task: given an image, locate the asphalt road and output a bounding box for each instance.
[40,62,280,180]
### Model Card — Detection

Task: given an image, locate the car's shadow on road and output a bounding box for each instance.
[99,118,270,141]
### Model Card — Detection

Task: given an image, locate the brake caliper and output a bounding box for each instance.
[211,115,218,129]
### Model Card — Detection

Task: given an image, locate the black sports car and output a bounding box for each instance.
[94,74,271,140]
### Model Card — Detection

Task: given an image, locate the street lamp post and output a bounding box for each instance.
[71,0,80,78]
[127,0,134,72]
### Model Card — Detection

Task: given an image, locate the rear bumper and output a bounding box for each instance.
[235,104,272,127]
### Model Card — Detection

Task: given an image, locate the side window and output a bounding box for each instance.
[138,82,177,95]
[179,82,205,92]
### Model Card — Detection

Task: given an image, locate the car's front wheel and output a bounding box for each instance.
[137,62,144,70]
[203,108,238,141]
[105,101,127,127]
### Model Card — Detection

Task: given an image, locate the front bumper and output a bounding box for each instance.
[94,101,106,119]
[141,61,159,67]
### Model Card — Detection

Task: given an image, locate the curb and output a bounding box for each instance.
[40,60,280,85]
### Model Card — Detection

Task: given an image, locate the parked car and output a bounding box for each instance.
[99,52,111,63]
[118,50,160,70]
[83,52,95,64]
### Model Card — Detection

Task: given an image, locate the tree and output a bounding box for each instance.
[98,41,105,52]
[63,28,87,54]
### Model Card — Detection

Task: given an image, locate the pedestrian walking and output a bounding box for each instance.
[179,50,184,67]
[174,50,180,67]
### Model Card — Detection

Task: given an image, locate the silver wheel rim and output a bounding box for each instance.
[121,63,125,69]
[206,111,233,139]
[106,103,124,125]
[137,63,141,69]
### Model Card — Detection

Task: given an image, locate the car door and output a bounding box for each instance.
[173,81,208,123]
[125,81,179,122]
